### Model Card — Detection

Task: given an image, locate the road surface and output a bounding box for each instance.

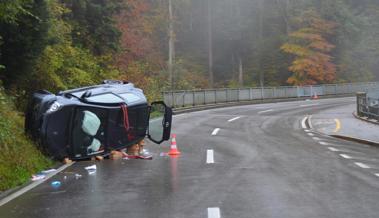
[1,97,379,218]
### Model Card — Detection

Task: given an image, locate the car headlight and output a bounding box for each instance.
[46,101,61,114]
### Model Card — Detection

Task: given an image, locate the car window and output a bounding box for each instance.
[86,93,124,104]
[72,108,107,158]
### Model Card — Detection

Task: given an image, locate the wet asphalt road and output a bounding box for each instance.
[1,97,379,218]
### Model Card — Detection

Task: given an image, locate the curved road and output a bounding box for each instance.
[1,97,379,218]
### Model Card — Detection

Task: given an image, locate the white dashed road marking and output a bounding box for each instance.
[355,162,371,169]
[208,208,221,218]
[258,109,274,114]
[307,133,314,136]
[328,147,339,152]
[312,137,321,141]
[211,128,220,136]
[206,150,214,164]
[339,154,353,159]
[319,141,329,145]
[375,174,379,177]
[228,116,241,122]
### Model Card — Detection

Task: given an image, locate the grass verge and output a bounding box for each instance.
[0,86,53,191]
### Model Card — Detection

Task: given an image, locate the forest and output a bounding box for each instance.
[0,0,379,191]
[1,0,379,102]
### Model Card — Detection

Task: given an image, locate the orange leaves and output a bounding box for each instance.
[281,10,337,86]
[281,43,311,57]
[116,0,159,66]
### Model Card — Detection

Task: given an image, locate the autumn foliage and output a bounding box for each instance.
[281,10,337,85]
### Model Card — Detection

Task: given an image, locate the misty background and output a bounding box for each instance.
[1,0,379,103]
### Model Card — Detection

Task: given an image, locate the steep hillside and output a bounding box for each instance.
[0,86,52,191]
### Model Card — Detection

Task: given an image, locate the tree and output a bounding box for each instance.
[61,0,122,56]
[281,10,337,85]
[0,0,49,88]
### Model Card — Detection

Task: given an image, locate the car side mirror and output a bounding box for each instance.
[147,101,172,144]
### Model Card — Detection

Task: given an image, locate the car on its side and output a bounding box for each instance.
[25,80,172,160]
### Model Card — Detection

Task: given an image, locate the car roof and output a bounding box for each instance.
[58,83,147,106]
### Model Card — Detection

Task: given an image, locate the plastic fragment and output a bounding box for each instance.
[85,165,97,170]
[31,174,46,181]
[51,181,61,188]
[88,170,96,175]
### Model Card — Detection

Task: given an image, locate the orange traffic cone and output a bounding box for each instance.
[168,134,181,156]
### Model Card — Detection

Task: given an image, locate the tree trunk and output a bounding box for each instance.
[168,0,175,89]
[274,0,291,35]
[238,56,243,87]
[258,0,264,88]
[207,0,214,88]
[189,1,193,31]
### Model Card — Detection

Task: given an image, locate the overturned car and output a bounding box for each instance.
[25,80,172,160]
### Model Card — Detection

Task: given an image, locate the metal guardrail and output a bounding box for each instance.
[357,92,379,121]
[163,82,379,108]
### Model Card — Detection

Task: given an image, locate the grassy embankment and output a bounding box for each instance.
[0,86,52,191]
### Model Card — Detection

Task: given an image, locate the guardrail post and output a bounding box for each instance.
[214,90,217,104]
[284,87,287,98]
[171,92,175,108]
[357,92,366,117]
[225,89,228,103]
[310,85,313,97]
[192,91,195,107]
[182,91,185,107]
[273,87,276,98]
[296,86,299,98]
[203,90,206,105]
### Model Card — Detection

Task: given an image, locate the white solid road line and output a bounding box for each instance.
[211,128,220,136]
[258,109,274,114]
[308,115,314,129]
[300,103,319,107]
[206,150,215,164]
[355,162,371,169]
[208,207,221,218]
[328,147,339,152]
[228,116,241,122]
[301,116,308,129]
[0,161,75,207]
[339,154,353,159]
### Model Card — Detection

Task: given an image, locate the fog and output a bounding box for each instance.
[169,0,379,88]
